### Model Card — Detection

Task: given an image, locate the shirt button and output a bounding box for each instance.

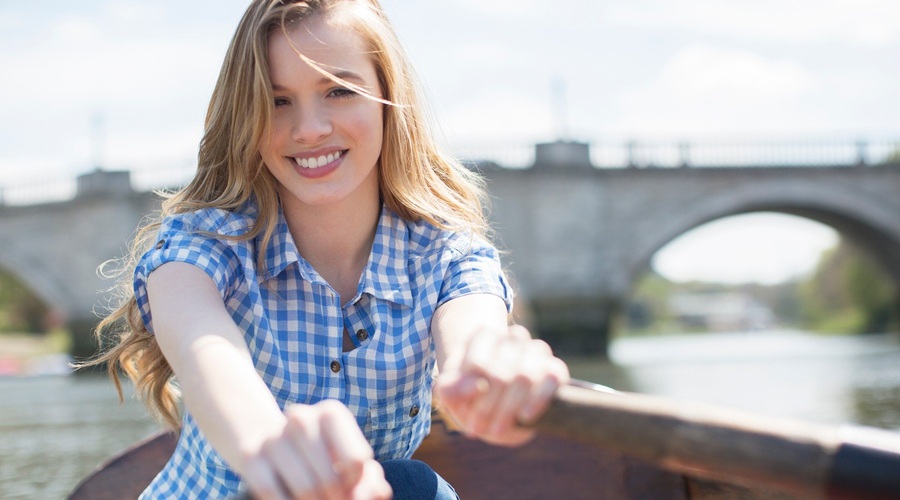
[356,329,368,341]
[409,405,420,418]
[330,360,341,373]
[155,240,165,250]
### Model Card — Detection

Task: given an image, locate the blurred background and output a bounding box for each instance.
[1,1,899,498]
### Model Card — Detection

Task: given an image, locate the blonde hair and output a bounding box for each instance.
[84,0,490,430]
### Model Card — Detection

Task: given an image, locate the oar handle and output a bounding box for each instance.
[826,425,900,499]
[533,382,900,499]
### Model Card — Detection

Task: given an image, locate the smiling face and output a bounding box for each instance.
[259,14,384,213]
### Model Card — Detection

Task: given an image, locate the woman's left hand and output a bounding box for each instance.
[434,324,570,446]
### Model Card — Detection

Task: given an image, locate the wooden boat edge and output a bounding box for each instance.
[67,415,799,500]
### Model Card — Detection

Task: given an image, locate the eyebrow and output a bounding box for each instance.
[271,70,366,91]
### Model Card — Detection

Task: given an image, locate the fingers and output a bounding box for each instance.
[242,453,288,500]
[260,436,316,499]
[463,334,521,436]
[317,400,374,487]
[437,325,570,447]
[519,355,569,423]
[283,405,343,500]
[350,460,393,500]
[245,401,384,500]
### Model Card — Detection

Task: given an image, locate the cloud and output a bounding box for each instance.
[669,45,811,96]
[441,88,556,144]
[609,0,900,47]
[103,1,166,23]
[0,31,220,112]
[455,0,549,19]
[48,16,102,42]
[615,44,815,136]
[0,4,225,179]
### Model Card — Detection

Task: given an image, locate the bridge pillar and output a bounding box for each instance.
[534,140,592,169]
[69,317,103,365]
[76,169,133,198]
[527,296,618,357]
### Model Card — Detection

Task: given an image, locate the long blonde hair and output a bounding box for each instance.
[86,0,490,430]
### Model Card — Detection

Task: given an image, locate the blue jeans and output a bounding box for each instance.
[381,459,459,500]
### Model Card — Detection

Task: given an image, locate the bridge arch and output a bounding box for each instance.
[625,177,900,293]
[0,235,74,321]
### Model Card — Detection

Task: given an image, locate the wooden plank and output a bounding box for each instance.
[67,431,177,500]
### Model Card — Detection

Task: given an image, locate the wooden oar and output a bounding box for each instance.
[532,380,900,499]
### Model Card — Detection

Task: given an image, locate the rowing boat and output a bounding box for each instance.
[67,382,900,499]
[67,416,775,499]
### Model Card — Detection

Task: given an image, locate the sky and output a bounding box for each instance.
[2,1,898,284]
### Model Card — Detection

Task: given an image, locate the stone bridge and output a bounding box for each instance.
[478,142,900,352]
[1,141,898,356]
[0,172,160,357]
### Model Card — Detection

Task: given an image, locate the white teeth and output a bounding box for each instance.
[294,151,341,169]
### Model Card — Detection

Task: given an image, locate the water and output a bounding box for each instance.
[569,330,900,431]
[2,330,899,498]
[0,376,159,499]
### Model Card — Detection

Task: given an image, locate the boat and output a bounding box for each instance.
[68,382,900,499]
[67,415,775,499]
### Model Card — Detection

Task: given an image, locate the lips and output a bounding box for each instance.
[286,149,346,180]
[291,150,346,169]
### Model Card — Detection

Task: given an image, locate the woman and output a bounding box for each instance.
[89,1,569,498]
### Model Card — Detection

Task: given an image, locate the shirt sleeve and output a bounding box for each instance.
[437,233,514,312]
[133,213,241,335]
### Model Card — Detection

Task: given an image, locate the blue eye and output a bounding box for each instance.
[274,97,290,107]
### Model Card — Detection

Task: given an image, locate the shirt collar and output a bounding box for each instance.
[358,205,414,307]
[262,204,414,307]
[262,207,306,281]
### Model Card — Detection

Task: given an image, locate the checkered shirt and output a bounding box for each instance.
[133,200,512,499]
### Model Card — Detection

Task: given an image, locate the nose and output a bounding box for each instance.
[290,101,332,144]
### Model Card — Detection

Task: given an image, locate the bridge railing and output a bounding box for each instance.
[0,179,77,206]
[1,139,898,206]
[603,139,900,169]
[128,164,197,193]
[456,138,900,169]
[0,165,196,207]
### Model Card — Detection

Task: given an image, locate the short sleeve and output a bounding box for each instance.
[438,234,513,312]
[133,214,241,335]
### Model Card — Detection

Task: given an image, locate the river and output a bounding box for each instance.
[2,330,899,499]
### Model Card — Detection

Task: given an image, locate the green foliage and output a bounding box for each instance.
[620,238,899,337]
[619,272,677,335]
[0,269,49,334]
[885,147,900,165]
[799,240,899,333]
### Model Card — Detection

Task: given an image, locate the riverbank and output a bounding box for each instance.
[0,331,73,376]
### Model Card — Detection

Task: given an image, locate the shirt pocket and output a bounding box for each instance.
[367,390,429,460]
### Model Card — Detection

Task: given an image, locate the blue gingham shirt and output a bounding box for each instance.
[134,200,512,498]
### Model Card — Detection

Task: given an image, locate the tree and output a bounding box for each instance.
[0,269,49,334]
[884,147,900,165]
[799,239,899,333]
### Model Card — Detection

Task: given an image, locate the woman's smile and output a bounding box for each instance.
[289,149,347,178]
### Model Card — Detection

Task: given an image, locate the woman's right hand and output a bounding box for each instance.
[239,400,392,500]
